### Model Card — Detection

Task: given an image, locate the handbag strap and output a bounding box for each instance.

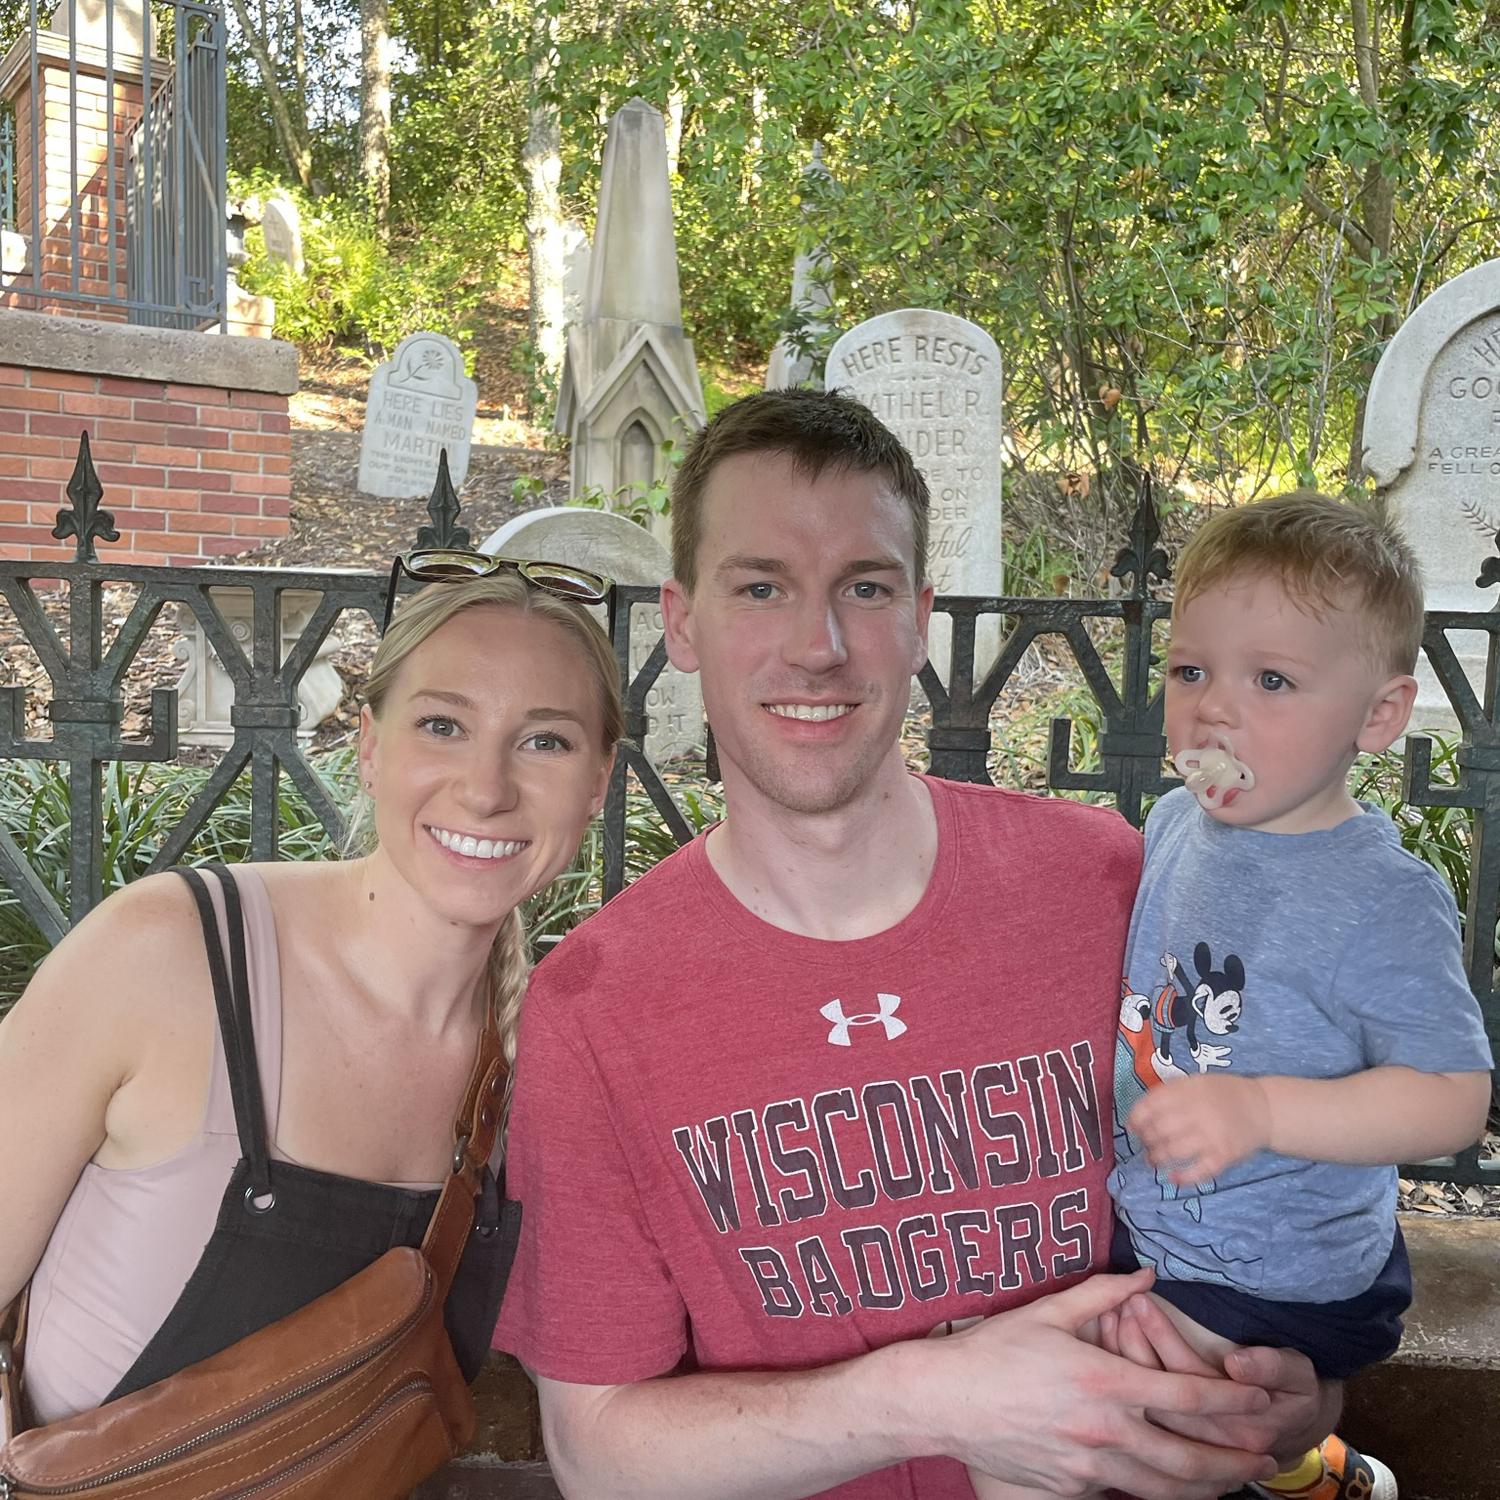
[1,1285,30,1444]
[175,866,274,1200]
[422,1016,507,1300]
[179,862,507,1296]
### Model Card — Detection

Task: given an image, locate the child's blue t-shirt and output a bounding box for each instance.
[1109,786,1493,1303]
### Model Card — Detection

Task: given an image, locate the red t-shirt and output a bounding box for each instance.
[498,777,1142,1498]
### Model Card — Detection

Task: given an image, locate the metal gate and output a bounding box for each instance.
[126,0,226,328]
[0,0,227,328]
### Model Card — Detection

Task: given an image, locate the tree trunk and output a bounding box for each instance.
[524,10,566,414]
[294,0,308,145]
[1344,0,1396,484]
[360,0,392,234]
[665,88,684,177]
[742,84,765,205]
[228,0,314,191]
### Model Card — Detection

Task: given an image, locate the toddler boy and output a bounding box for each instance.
[975,492,1493,1500]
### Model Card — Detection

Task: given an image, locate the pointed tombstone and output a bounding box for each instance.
[556,98,706,508]
[766,143,834,391]
[561,219,591,329]
[1363,257,1500,736]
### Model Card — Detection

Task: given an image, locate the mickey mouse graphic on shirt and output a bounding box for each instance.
[1144,944,1244,1079]
[1115,942,1247,1225]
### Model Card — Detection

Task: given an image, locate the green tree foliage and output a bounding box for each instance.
[807,0,1500,506]
[215,0,1500,491]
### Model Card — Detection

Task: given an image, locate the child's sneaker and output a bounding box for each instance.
[1248,1434,1397,1500]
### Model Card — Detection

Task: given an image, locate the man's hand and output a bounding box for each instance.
[925,1269,1278,1500]
[1100,1292,1338,1464]
[1128,1074,1270,1184]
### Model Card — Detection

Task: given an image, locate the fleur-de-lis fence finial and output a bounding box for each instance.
[51,431,119,562]
[1109,467,1170,599]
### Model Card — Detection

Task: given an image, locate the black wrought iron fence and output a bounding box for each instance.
[1,437,1497,1188]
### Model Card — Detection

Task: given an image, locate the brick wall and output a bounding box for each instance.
[0,309,297,565]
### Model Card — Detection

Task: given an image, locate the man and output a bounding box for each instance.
[497,390,1335,1499]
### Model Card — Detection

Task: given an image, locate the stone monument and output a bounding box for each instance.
[174,591,343,747]
[766,143,833,391]
[825,309,1004,681]
[561,220,591,329]
[261,194,305,276]
[479,507,703,763]
[1363,258,1500,734]
[358,331,478,498]
[555,98,705,508]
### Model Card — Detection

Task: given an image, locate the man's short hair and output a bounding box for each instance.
[670,388,931,592]
[1174,490,1426,673]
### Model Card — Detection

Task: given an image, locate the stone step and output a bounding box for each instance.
[1342,1214,1500,1500]
[418,1213,1500,1499]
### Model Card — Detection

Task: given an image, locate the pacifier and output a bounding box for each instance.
[1173,733,1254,812]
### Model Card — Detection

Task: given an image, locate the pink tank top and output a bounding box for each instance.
[24,869,285,1424]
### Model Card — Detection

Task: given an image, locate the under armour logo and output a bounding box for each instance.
[821,993,907,1046]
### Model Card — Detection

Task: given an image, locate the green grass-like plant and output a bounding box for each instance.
[1351,732,1477,927]
[0,753,360,1011]
[0,756,722,1013]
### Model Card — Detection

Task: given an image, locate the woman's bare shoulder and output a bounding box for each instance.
[14,873,211,1034]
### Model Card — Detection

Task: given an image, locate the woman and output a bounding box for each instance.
[0,571,622,1424]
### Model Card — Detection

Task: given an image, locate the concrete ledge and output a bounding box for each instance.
[412,1462,560,1500]
[1342,1213,1500,1500]
[0,306,298,394]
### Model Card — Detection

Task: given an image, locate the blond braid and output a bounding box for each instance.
[486,906,532,1149]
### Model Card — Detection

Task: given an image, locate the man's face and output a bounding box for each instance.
[661,450,932,819]
[1165,574,1411,833]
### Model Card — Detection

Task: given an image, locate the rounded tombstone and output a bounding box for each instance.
[480,507,703,764]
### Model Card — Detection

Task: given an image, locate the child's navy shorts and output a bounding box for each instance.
[1108,1219,1412,1380]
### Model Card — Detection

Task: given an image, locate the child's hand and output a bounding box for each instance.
[1129,1075,1271,1184]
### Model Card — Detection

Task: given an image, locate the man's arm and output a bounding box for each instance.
[1127,1067,1491,1185]
[536,1268,1279,1500]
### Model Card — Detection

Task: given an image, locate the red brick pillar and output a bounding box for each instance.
[0,23,151,320]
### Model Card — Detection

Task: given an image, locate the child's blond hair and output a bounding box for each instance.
[1173,491,1425,673]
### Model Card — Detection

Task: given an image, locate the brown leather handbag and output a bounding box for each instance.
[0,995,505,1500]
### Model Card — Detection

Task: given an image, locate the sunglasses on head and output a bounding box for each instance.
[382,549,612,632]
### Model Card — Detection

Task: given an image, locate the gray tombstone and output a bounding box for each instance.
[478,507,703,764]
[261,195,305,276]
[358,331,478,498]
[825,309,1004,681]
[1363,258,1500,735]
[556,99,706,503]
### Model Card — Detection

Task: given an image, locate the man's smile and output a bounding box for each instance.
[764,703,856,722]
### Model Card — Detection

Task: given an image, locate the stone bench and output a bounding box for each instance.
[418,1213,1500,1500]
[1343,1215,1500,1500]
